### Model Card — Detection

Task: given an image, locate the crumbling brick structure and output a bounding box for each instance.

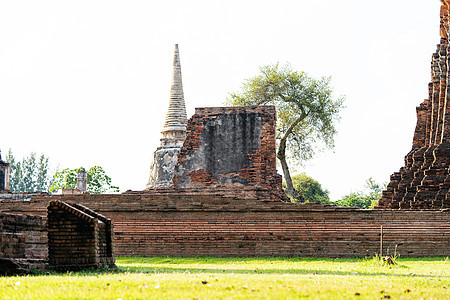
[0,213,47,274]
[0,201,115,274]
[173,106,287,201]
[0,99,448,258]
[48,201,115,270]
[378,0,450,209]
[2,193,449,258]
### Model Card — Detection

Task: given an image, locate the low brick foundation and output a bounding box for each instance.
[0,212,47,273]
[0,201,115,274]
[1,189,448,258]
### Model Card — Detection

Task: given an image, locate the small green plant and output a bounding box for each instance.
[372,250,399,266]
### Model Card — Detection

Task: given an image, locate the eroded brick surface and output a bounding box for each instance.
[2,193,449,258]
[173,106,287,201]
[378,1,450,209]
[48,201,115,270]
[0,212,47,274]
[0,201,115,274]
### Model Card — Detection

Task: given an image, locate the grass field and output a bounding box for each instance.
[0,257,448,299]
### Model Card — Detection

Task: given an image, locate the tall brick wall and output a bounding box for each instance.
[173,106,287,201]
[378,0,450,209]
[2,191,448,258]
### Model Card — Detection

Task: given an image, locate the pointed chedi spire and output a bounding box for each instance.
[161,44,187,146]
[146,44,188,189]
[164,45,187,131]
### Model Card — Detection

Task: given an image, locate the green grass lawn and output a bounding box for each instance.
[0,257,448,299]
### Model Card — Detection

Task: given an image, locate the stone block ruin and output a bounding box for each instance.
[378,0,450,209]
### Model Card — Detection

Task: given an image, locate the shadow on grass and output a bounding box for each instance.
[26,257,448,279]
[118,256,448,264]
[116,266,449,279]
[113,256,449,279]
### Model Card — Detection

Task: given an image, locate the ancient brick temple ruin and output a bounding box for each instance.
[48,201,115,270]
[1,103,448,258]
[146,44,188,188]
[0,200,115,274]
[1,28,450,260]
[378,0,450,209]
[173,106,286,201]
[0,212,47,274]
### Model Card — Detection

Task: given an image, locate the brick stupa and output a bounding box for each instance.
[378,0,450,209]
[146,44,188,188]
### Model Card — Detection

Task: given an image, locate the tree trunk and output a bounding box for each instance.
[277,148,299,201]
[277,113,306,202]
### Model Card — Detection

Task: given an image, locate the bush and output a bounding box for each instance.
[335,178,386,209]
[284,173,331,204]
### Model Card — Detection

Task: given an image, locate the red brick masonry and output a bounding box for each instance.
[0,201,115,273]
[2,190,448,257]
[173,106,287,201]
[48,201,115,270]
[0,212,47,273]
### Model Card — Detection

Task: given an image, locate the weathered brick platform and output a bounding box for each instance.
[0,212,47,274]
[2,192,448,258]
[378,0,450,209]
[0,201,115,274]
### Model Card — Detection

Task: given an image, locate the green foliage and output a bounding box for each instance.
[5,149,53,192]
[49,166,119,194]
[284,173,331,204]
[335,178,387,209]
[226,63,344,201]
[226,63,344,164]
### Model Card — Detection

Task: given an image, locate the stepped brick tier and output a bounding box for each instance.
[146,44,188,188]
[378,0,450,209]
[172,105,287,201]
[1,192,449,257]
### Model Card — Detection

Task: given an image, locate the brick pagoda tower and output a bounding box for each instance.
[146,44,188,188]
[378,0,450,209]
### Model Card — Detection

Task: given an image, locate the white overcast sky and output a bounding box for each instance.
[0,0,442,200]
